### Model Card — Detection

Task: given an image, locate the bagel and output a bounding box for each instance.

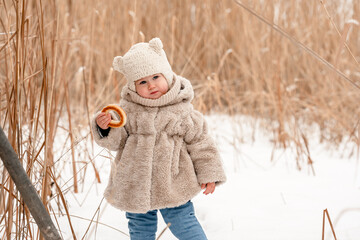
[101,104,127,128]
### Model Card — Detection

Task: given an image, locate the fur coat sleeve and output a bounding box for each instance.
[91,111,128,152]
[184,110,226,186]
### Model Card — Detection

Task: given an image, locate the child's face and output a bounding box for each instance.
[135,73,169,99]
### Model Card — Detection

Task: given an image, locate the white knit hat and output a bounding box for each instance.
[112,38,174,91]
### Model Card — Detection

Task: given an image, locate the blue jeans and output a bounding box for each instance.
[126,201,207,240]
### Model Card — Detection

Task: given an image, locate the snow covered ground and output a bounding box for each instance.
[56,115,360,239]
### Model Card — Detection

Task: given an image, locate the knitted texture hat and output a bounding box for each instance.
[113,38,174,92]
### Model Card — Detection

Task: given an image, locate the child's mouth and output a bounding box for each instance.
[150,91,158,95]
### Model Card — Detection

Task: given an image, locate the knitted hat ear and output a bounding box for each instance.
[113,56,124,73]
[149,38,163,55]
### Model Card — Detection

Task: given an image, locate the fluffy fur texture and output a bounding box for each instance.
[91,75,226,213]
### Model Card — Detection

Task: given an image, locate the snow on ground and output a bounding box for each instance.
[56,115,360,239]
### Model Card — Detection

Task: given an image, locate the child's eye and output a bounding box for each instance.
[139,80,147,85]
[153,75,159,80]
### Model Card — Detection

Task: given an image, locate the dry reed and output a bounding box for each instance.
[322,208,337,240]
[0,0,359,238]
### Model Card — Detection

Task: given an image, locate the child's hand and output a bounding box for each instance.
[96,112,112,129]
[201,182,215,195]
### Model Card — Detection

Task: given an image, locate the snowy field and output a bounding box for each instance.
[56,115,360,239]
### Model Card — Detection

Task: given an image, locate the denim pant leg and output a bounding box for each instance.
[160,201,208,240]
[126,210,158,240]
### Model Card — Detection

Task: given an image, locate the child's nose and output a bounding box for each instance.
[148,81,155,89]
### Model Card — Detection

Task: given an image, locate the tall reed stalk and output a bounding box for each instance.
[0,0,359,238]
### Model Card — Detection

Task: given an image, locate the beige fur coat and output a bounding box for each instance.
[91,75,226,213]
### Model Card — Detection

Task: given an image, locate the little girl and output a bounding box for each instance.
[92,38,226,240]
